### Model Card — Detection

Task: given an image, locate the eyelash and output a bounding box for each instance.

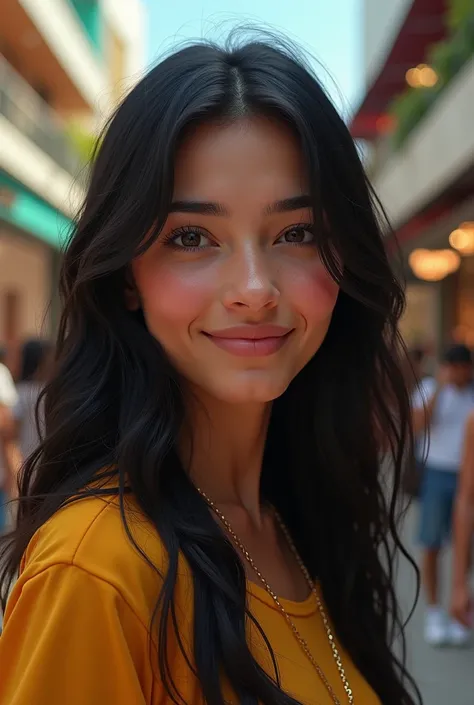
[161,225,211,252]
[162,223,317,252]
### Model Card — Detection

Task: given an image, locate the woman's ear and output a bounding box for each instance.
[124,271,141,311]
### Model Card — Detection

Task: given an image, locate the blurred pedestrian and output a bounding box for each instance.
[0,37,420,705]
[412,343,474,646]
[407,347,426,392]
[13,339,52,460]
[0,347,20,533]
[401,347,426,497]
[451,409,474,633]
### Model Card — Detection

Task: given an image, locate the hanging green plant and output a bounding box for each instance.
[388,1,474,150]
[448,0,474,32]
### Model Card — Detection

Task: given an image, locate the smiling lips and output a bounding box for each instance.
[203,325,294,357]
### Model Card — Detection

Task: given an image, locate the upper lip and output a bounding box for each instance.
[204,325,293,339]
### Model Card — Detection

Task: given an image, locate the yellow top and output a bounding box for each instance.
[0,495,380,705]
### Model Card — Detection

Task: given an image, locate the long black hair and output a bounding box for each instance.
[0,33,420,705]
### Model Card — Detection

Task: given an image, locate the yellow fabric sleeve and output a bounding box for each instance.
[0,563,154,705]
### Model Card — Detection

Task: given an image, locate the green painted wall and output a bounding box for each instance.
[70,0,102,51]
[0,173,73,249]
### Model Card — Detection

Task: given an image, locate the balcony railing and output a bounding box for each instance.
[0,55,83,178]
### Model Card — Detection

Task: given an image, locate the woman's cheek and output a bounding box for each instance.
[285,260,339,319]
[140,261,217,326]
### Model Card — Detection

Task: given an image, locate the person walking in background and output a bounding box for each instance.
[406,347,426,393]
[451,409,474,631]
[13,340,52,460]
[0,348,20,533]
[401,347,426,498]
[412,344,474,647]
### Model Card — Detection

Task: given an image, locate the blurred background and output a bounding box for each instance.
[0,1,473,703]
[352,0,474,370]
[0,0,146,376]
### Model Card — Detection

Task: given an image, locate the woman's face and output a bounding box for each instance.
[131,117,339,403]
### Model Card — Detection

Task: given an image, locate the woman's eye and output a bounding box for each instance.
[277,227,315,245]
[172,230,211,249]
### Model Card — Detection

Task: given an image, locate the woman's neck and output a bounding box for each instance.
[181,390,271,527]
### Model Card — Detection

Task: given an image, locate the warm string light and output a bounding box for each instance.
[409,222,474,281]
[405,64,439,89]
[449,222,474,255]
[409,248,460,282]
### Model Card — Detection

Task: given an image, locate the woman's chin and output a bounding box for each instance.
[203,371,291,404]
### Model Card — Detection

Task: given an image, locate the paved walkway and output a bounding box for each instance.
[397,503,474,705]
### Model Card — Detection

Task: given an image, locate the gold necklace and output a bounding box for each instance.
[197,488,354,705]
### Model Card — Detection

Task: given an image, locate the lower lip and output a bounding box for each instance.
[204,333,292,357]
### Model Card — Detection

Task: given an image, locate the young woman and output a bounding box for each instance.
[0,36,420,705]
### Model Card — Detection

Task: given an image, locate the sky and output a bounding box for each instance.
[143,0,363,116]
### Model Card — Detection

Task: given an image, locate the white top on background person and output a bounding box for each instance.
[412,344,474,471]
[0,363,18,409]
[0,360,18,489]
[13,382,44,459]
[12,339,51,460]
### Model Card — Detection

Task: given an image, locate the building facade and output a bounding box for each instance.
[351,0,474,358]
[0,0,146,372]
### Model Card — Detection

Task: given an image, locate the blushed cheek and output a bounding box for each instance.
[139,264,216,329]
[287,262,339,321]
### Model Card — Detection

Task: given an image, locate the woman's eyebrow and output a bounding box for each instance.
[264,195,312,215]
[168,195,311,217]
[169,200,228,216]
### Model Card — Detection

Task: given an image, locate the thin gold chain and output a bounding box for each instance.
[197,488,354,705]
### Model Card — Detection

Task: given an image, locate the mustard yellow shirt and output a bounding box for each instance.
[0,495,380,705]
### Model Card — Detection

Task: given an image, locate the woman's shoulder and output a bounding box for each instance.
[21,492,170,616]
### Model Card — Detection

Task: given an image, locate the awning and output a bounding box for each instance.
[350,0,448,140]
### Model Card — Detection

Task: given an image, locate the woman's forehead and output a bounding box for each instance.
[172,117,309,204]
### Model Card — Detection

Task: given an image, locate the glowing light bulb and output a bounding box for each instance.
[449,222,474,255]
[409,248,460,281]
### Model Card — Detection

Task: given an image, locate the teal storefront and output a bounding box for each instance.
[0,172,73,343]
[0,173,72,248]
[69,0,102,51]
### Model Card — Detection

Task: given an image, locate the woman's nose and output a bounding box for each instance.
[221,244,280,312]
